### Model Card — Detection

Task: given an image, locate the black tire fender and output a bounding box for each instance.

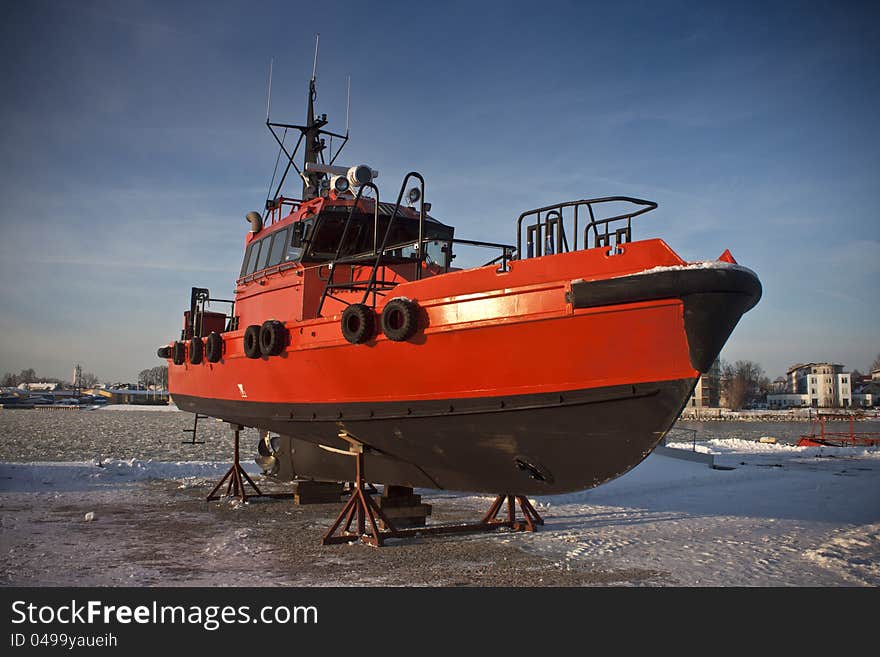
[205,332,223,363]
[243,325,262,359]
[381,298,419,342]
[172,341,186,365]
[188,337,203,364]
[341,303,375,344]
[259,320,287,356]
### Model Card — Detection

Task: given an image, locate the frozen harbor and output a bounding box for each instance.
[1,410,878,586]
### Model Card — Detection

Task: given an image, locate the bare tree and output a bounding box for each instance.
[872,353,880,372]
[138,366,168,389]
[1,369,53,387]
[154,365,168,389]
[722,360,767,410]
[79,372,99,388]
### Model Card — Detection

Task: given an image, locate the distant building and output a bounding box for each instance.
[17,382,59,391]
[88,388,168,405]
[768,363,852,408]
[852,372,880,408]
[687,359,721,408]
[852,392,875,408]
[769,377,787,393]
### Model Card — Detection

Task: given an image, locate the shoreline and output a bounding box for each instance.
[678,408,879,422]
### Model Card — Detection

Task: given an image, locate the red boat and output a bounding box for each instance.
[160,66,761,502]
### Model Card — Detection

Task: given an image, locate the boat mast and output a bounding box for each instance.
[302,34,328,199]
[263,34,350,206]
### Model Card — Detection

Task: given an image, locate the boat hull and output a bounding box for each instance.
[174,377,695,494]
[168,245,761,495]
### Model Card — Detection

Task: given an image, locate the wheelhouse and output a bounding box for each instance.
[240,200,456,279]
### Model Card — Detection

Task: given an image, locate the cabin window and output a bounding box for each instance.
[256,234,274,271]
[239,228,295,278]
[304,209,453,263]
[425,239,449,268]
[243,239,263,275]
[308,214,364,259]
[287,220,313,262]
[240,243,255,277]
[268,227,289,267]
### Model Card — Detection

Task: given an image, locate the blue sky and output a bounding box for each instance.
[1,0,878,382]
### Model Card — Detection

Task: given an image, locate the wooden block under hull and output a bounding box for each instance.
[290,479,343,505]
[378,503,433,530]
[376,494,423,508]
[379,503,433,519]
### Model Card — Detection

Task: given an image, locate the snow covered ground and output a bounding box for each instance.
[1,438,877,586]
[0,458,252,493]
[510,440,880,585]
[97,403,180,412]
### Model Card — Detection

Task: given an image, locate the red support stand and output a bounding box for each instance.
[322,446,397,547]
[481,494,544,532]
[207,424,265,503]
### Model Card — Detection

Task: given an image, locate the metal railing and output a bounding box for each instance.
[664,427,699,451]
[314,173,517,313]
[264,197,301,226]
[515,196,657,260]
[316,182,382,315]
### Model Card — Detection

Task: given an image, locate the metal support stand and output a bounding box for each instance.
[207,424,265,502]
[322,443,397,547]
[481,494,544,532]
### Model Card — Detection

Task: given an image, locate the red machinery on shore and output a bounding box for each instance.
[798,413,880,447]
[158,52,762,545]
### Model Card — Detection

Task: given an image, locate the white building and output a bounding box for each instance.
[16,382,58,391]
[769,363,852,408]
[686,360,721,408]
[853,392,875,408]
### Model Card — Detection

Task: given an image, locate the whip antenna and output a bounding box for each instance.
[345,75,351,136]
[312,33,320,81]
[265,58,274,122]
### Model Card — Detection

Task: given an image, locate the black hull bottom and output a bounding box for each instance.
[174,377,696,495]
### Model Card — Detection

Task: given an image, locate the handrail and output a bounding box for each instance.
[446,238,516,270]
[265,196,302,226]
[360,172,425,305]
[515,196,657,259]
[316,183,379,316]
[311,173,426,311]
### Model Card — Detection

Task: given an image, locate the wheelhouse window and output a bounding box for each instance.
[268,227,289,266]
[256,234,274,271]
[242,239,263,276]
[240,243,255,277]
[287,219,313,262]
[303,209,454,264]
[239,227,294,278]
